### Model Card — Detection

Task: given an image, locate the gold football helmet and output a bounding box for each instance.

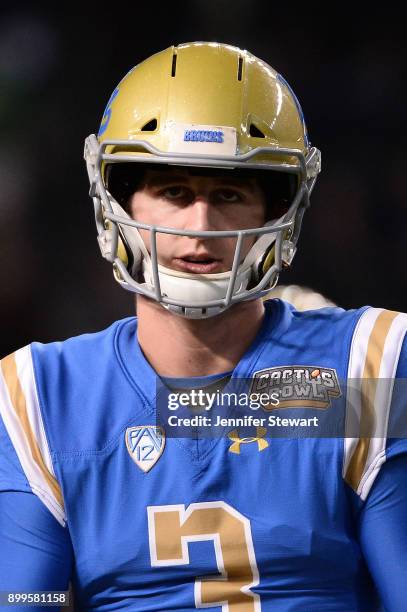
[84,42,321,318]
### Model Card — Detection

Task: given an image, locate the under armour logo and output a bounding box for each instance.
[227,427,269,454]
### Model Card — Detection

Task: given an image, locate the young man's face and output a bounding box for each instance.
[128,167,267,274]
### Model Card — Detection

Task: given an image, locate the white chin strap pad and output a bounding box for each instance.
[142,260,252,306]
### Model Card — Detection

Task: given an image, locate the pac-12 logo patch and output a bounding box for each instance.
[125,426,165,472]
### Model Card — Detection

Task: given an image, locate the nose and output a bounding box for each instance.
[184,197,215,234]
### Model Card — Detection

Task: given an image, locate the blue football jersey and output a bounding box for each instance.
[1,299,407,611]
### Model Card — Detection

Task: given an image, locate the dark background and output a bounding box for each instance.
[1,4,406,357]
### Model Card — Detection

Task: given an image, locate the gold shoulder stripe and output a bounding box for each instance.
[0,353,63,508]
[345,310,399,491]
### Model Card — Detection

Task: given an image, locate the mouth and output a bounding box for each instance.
[172,255,223,274]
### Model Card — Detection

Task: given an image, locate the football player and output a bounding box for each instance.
[1,42,406,611]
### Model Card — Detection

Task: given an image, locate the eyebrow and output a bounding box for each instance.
[144,173,255,191]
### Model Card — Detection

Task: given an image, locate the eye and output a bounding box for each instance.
[160,185,192,201]
[213,189,243,203]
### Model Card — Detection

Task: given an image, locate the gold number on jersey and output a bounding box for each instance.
[147,501,260,611]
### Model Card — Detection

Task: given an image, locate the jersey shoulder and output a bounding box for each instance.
[0,317,136,526]
[266,298,369,362]
[339,306,407,500]
[271,299,407,502]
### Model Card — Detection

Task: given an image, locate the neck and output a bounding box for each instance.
[136,296,266,377]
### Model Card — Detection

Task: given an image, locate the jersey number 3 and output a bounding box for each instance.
[147,501,260,610]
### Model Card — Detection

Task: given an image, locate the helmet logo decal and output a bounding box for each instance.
[98,86,120,137]
[184,129,224,143]
[169,123,237,156]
